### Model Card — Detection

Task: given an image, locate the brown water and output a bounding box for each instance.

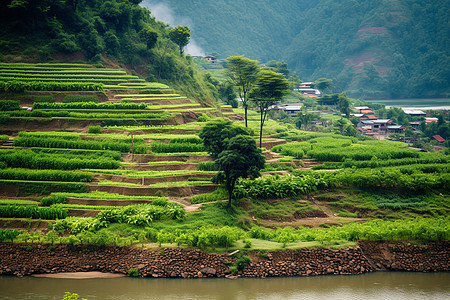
[1,272,449,299]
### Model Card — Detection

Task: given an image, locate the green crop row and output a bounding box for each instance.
[14,136,147,154]
[0,100,20,111]
[271,143,304,159]
[0,180,89,195]
[295,168,450,193]
[0,69,126,74]
[0,205,67,220]
[96,203,185,226]
[33,102,147,110]
[314,154,450,170]
[0,149,121,170]
[0,80,103,92]
[0,168,92,182]
[0,72,137,79]
[250,217,449,242]
[30,148,122,161]
[274,138,421,162]
[169,136,202,144]
[151,142,204,153]
[234,174,327,199]
[40,191,166,204]
[4,110,169,121]
[62,95,99,103]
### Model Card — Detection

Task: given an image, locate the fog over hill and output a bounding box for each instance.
[150,0,450,99]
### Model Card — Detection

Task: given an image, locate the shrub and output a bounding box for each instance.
[88,126,101,134]
[127,268,139,277]
[198,161,218,171]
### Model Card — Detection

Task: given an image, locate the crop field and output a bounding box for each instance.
[0,62,448,252]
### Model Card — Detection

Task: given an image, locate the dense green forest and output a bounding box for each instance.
[151,0,450,99]
[0,0,216,102]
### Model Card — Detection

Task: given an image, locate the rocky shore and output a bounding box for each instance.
[0,241,448,278]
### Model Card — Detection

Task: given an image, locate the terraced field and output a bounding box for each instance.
[0,63,231,212]
[0,62,448,251]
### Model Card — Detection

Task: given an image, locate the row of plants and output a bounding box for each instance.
[0,168,92,182]
[0,205,67,220]
[62,95,99,103]
[315,168,450,192]
[0,80,103,92]
[0,180,89,195]
[0,100,20,111]
[0,229,20,242]
[272,137,420,162]
[234,174,327,199]
[314,154,450,170]
[14,136,147,154]
[0,72,138,79]
[53,203,185,232]
[40,191,167,206]
[3,110,170,121]
[0,69,127,74]
[33,102,147,110]
[151,142,204,153]
[30,148,122,161]
[248,217,449,243]
[0,149,121,170]
[96,203,185,226]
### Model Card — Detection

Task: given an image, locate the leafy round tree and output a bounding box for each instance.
[199,118,253,159]
[168,26,191,55]
[214,135,265,209]
[140,27,158,49]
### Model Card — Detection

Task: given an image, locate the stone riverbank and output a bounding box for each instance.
[0,241,448,278]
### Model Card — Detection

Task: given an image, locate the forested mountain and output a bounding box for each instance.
[0,0,215,102]
[151,0,450,99]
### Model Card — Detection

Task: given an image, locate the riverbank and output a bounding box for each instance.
[0,241,448,278]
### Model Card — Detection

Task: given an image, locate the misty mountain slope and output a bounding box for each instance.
[145,0,311,61]
[151,0,449,99]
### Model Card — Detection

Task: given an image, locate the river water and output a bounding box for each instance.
[368,98,450,110]
[1,272,449,300]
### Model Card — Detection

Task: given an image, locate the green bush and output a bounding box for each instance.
[88,126,101,134]
[0,229,20,242]
[198,161,218,171]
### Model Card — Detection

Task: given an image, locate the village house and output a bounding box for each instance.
[403,109,427,117]
[432,135,445,143]
[271,103,303,117]
[359,119,393,134]
[295,82,321,97]
[203,55,218,63]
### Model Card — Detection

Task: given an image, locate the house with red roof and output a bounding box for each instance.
[432,135,445,143]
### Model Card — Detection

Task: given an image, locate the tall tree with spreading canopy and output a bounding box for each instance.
[168,26,191,55]
[250,70,289,148]
[224,56,260,127]
[314,78,333,95]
